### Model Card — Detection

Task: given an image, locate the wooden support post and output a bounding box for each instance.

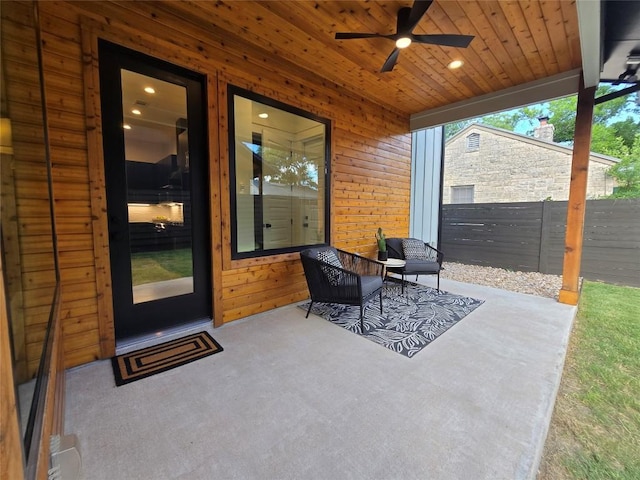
[558,75,596,305]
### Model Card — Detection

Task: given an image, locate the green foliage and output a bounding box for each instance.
[558,281,640,479]
[545,86,638,145]
[481,110,526,131]
[610,117,640,149]
[444,85,640,198]
[375,227,386,252]
[543,95,576,143]
[590,124,630,158]
[607,133,640,198]
[260,144,318,189]
[444,120,474,139]
[445,87,639,151]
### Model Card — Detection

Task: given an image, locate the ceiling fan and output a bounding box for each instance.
[335,0,474,72]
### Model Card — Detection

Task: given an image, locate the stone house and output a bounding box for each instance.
[443,123,619,204]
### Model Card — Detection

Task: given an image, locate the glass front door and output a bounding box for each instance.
[99,41,211,341]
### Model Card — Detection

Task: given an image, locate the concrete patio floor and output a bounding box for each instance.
[64,277,576,480]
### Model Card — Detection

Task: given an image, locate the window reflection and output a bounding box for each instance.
[230,88,329,258]
[120,70,194,302]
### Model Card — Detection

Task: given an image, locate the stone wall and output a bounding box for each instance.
[443,126,617,204]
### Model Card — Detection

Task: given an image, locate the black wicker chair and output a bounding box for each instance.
[386,238,444,293]
[300,247,384,332]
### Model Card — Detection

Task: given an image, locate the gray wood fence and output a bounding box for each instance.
[441,199,640,287]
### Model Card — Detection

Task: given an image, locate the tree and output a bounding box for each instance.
[482,107,539,134]
[444,119,475,139]
[443,86,639,165]
[260,145,318,189]
[607,133,640,198]
[590,123,629,159]
[610,117,640,149]
[444,106,539,139]
[546,86,638,144]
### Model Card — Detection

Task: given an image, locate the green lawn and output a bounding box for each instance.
[130,248,193,286]
[540,281,640,479]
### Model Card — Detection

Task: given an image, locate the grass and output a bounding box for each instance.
[539,281,640,479]
[130,248,193,285]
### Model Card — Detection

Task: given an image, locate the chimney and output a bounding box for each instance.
[534,116,555,142]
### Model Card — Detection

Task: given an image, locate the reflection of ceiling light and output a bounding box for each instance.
[144,86,156,94]
[131,108,141,115]
[258,113,269,119]
[395,37,412,49]
[448,60,464,69]
[123,124,132,130]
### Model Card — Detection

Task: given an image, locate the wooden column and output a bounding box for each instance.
[558,75,596,305]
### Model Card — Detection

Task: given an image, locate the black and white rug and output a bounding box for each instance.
[300,280,484,358]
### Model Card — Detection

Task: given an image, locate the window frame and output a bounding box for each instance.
[451,185,475,204]
[228,85,331,260]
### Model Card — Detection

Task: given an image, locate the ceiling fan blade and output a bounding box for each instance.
[405,0,434,32]
[381,48,401,72]
[412,34,474,48]
[335,32,384,40]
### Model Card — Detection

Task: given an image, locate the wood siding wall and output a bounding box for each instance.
[1,2,59,380]
[441,199,640,287]
[7,1,411,367]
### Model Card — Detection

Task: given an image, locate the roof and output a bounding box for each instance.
[446,123,621,166]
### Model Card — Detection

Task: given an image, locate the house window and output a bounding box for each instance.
[228,85,330,259]
[466,133,480,151]
[451,185,474,204]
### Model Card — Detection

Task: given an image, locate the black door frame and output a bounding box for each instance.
[99,40,211,341]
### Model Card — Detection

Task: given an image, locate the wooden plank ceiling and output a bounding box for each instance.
[152,0,582,117]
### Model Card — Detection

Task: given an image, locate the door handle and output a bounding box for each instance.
[264,223,272,228]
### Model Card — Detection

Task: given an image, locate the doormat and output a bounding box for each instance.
[111,331,223,386]
[300,280,483,358]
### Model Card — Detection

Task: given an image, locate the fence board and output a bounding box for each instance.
[442,199,640,287]
[441,202,543,271]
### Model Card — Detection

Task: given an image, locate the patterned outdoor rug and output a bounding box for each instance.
[111,331,223,386]
[300,280,484,358]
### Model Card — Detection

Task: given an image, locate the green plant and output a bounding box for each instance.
[376,227,386,252]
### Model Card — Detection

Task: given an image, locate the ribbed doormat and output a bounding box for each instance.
[111,331,223,386]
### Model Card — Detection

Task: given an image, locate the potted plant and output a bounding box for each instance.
[376,227,388,261]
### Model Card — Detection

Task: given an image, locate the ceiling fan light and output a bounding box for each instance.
[448,60,464,69]
[396,37,412,49]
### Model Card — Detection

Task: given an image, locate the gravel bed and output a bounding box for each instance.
[440,262,564,299]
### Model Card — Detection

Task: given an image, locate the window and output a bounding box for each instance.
[229,86,330,259]
[466,133,480,151]
[451,185,474,204]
